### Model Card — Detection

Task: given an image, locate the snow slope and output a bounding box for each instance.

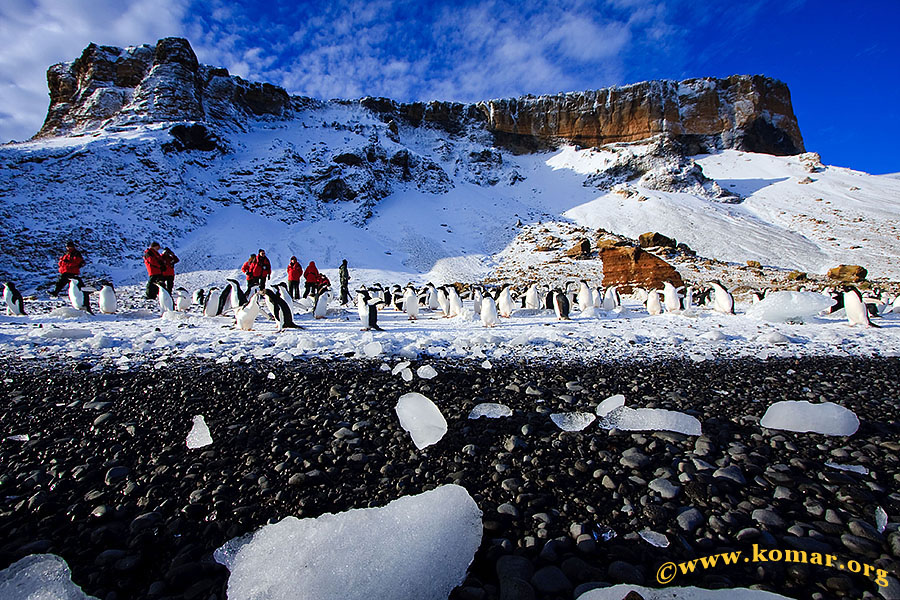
[2,101,900,292]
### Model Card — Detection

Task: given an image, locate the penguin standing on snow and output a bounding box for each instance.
[844,286,879,327]
[552,288,571,320]
[98,282,117,314]
[497,285,515,318]
[235,292,260,331]
[357,289,384,331]
[602,285,621,311]
[663,281,682,312]
[203,287,221,317]
[214,284,233,316]
[577,281,593,311]
[646,289,663,315]
[447,286,463,317]
[276,282,295,315]
[480,293,500,327]
[525,284,541,310]
[709,280,735,314]
[68,279,94,314]
[174,287,191,312]
[263,289,301,330]
[313,285,332,320]
[156,283,175,314]
[403,285,419,320]
[192,288,206,308]
[471,286,483,315]
[3,282,26,316]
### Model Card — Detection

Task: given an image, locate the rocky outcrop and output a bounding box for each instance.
[600,246,683,293]
[36,38,804,160]
[37,38,296,138]
[639,232,677,249]
[827,264,867,283]
[477,76,804,155]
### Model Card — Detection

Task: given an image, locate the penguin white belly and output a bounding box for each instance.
[235,298,260,330]
[498,290,514,318]
[647,290,663,315]
[157,284,175,313]
[404,292,418,320]
[481,296,499,327]
[472,290,483,315]
[204,290,221,317]
[314,291,331,319]
[98,286,117,314]
[175,292,191,312]
[448,292,463,317]
[68,280,84,310]
[844,291,872,326]
[577,284,592,310]
[663,283,681,312]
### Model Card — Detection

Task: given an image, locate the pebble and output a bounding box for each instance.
[648,477,680,499]
[676,508,705,532]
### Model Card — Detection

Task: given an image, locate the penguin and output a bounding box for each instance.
[695,287,712,307]
[544,289,555,310]
[436,286,450,317]
[472,286,483,316]
[68,279,94,314]
[174,288,191,312]
[276,282,295,315]
[602,286,620,311]
[235,292,260,331]
[497,285,515,318]
[156,283,175,314]
[313,286,332,319]
[709,281,735,314]
[663,281,682,312]
[593,286,604,309]
[552,288,571,320]
[192,288,206,308]
[632,287,648,304]
[844,286,879,327]
[577,281,593,311]
[564,281,577,311]
[214,284,233,316]
[203,287,221,317]
[447,286,463,317]
[403,285,419,320]
[391,285,404,311]
[683,286,694,311]
[263,289,301,330]
[890,294,900,314]
[750,289,765,304]
[226,279,247,308]
[98,282,117,314]
[3,282,26,316]
[357,289,384,331]
[525,284,542,310]
[646,289,663,315]
[426,283,440,310]
[480,294,500,327]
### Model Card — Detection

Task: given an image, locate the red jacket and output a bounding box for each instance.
[161,249,179,277]
[144,247,164,276]
[304,261,319,282]
[287,261,302,281]
[316,274,330,287]
[58,250,84,275]
[254,256,272,278]
[242,258,256,281]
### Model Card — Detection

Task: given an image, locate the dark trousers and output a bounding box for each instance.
[340,283,349,305]
[246,277,259,295]
[163,276,174,292]
[146,275,165,299]
[288,280,300,299]
[52,274,82,296]
[303,282,317,298]
[259,276,268,290]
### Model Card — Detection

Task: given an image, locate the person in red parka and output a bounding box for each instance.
[255,249,272,290]
[144,242,165,299]
[286,256,302,299]
[161,247,179,292]
[316,273,331,290]
[242,253,258,294]
[303,260,319,298]
[51,240,85,297]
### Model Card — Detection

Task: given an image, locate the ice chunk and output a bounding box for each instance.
[0,554,97,599]
[468,403,512,419]
[417,365,438,379]
[49,306,84,318]
[550,412,596,432]
[876,506,887,533]
[577,584,793,599]
[825,461,868,475]
[756,331,791,344]
[745,291,834,323]
[395,393,448,449]
[760,401,859,436]
[214,485,482,600]
[392,361,411,375]
[40,328,92,339]
[401,367,413,382]
[638,529,669,548]
[480,360,492,369]
[600,407,702,436]
[595,394,626,417]
[6,434,29,442]
[363,341,383,357]
[186,415,213,449]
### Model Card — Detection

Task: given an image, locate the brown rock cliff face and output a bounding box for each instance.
[600,246,684,294]
[36,38,804,158]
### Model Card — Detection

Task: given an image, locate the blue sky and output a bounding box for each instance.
[1,0,897,173]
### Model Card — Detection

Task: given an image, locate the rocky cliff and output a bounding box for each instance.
[36,38,804,156]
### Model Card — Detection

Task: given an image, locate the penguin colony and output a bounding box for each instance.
[4,277,897,331]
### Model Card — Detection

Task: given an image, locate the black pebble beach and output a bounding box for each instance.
[1,356,898,600]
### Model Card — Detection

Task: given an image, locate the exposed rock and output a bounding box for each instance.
[599,246,684,294]
[477,75,804,155]
[565,239,591,258]
[787,270,807,281]
[827,264,867,283]
[746,260,762,268]
[638,232,677,249]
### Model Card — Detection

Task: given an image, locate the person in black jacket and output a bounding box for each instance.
[338,259,350,305]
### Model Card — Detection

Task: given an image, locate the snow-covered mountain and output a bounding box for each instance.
[2,37,898,291]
